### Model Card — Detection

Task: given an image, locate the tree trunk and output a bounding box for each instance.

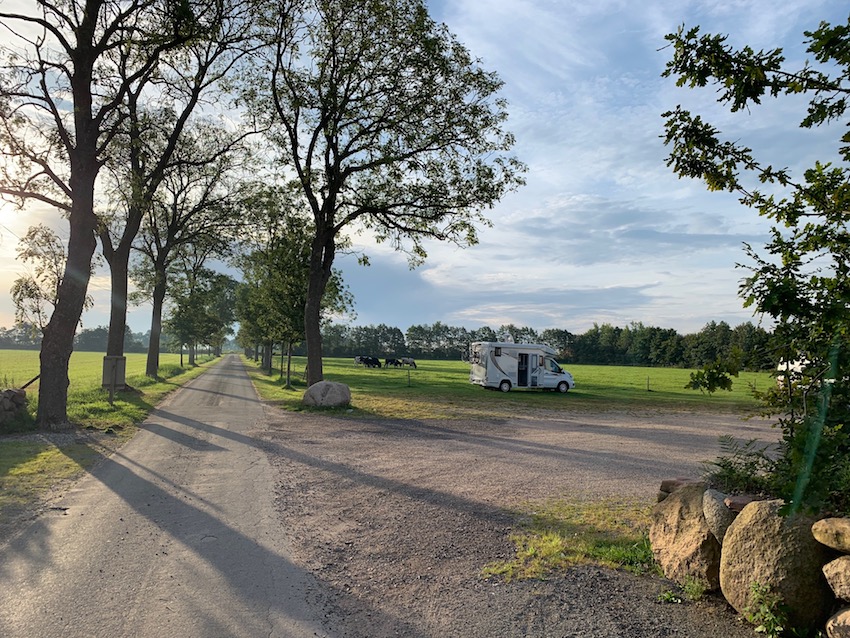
[104,242,132,357]
[262,341,272,373]
[145,267,168,377]
[285,340,293,389]
[304,228,335,386]
[188,342,196,366]
[37,178,98,429]
[36,16,102,430]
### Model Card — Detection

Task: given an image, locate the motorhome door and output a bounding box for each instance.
[518,353,528,387]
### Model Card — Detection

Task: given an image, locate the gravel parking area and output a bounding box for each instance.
[259,406,776,637]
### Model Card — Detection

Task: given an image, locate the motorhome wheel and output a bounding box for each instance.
[498,380,511,393]
[557,381,569,393]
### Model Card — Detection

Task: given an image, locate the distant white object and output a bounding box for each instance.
[468,341,575,393]
[776,359,808,389]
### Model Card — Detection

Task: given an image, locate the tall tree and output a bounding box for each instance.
[167,266,237,365]
[234,182,347,381]
[99,0,254,364]
[662,18,850,513]
[250,0,525,385]
[0,0,216,428]
[132,123,244,376]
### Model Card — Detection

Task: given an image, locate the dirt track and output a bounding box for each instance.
[259,406,777,637]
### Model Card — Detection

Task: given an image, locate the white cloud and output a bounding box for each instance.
[2,0,845,338]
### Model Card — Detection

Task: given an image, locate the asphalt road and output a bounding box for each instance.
[0,355,325,638]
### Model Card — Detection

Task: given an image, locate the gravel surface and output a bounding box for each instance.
[259,406,776,638]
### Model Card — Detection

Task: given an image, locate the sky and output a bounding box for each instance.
[0,0,847,337]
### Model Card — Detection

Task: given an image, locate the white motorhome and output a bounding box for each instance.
[468,342,575,393]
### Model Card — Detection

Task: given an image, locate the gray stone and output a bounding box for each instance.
[825,556,850,602]
[827,608,850,638]
[720,499,835,631]
[302,381,351,408]
[703,488,736,545]
[650,483,720,590]
[814,518,850,554]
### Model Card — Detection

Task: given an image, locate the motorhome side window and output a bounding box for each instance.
[545,358,559,372]
[495,347,501,356]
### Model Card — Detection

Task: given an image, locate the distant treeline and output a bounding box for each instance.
[3,319,775,371]
[0,324,150,352]
[0,323,240,354]
[314,320,775,370]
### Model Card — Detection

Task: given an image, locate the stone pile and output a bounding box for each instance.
[651,480,849,636]
[0,388,27,424]
[813,518,850,638]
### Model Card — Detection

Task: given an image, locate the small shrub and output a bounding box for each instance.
[703,435,775,495]
[744,582,788,638]
[657,589,683,604]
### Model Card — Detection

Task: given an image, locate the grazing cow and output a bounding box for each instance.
[385,358,402,368]
[399,357,417,368]
[354,356,364,366]
[361,356,381,368]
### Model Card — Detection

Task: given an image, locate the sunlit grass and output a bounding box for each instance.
[244,355,771,418]
[0,350,217,432]
[481,499,657,581]
[0,440,105,515]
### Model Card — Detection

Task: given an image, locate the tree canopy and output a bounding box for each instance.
[248,0,526,384]
[0,0,230,428]
[662,17,850,514]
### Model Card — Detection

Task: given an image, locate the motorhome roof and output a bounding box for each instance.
[471,341,556,354]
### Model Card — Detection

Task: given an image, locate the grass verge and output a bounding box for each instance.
[481,499,657,582]
[0,354,219,540]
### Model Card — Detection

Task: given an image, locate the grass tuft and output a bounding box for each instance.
[481,499,657,582]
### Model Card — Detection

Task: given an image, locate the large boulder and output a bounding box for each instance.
[720,499,835,631]
[814,518,850,554]
[650,483,721,590]
[703,488,736,545]
[302,381,351,408]
[824,557,850,602]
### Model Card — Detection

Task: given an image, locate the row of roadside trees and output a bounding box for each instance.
[0,0,524,429]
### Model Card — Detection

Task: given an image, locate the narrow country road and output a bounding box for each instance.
[0,355,325,638]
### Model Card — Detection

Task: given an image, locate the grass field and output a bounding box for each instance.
[246,355,773,419]
[0,349,216,428]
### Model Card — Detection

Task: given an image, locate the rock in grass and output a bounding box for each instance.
[302,381,351,408]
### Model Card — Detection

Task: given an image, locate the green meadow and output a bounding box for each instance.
[0,349,218,429]
[245,355,772,419]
